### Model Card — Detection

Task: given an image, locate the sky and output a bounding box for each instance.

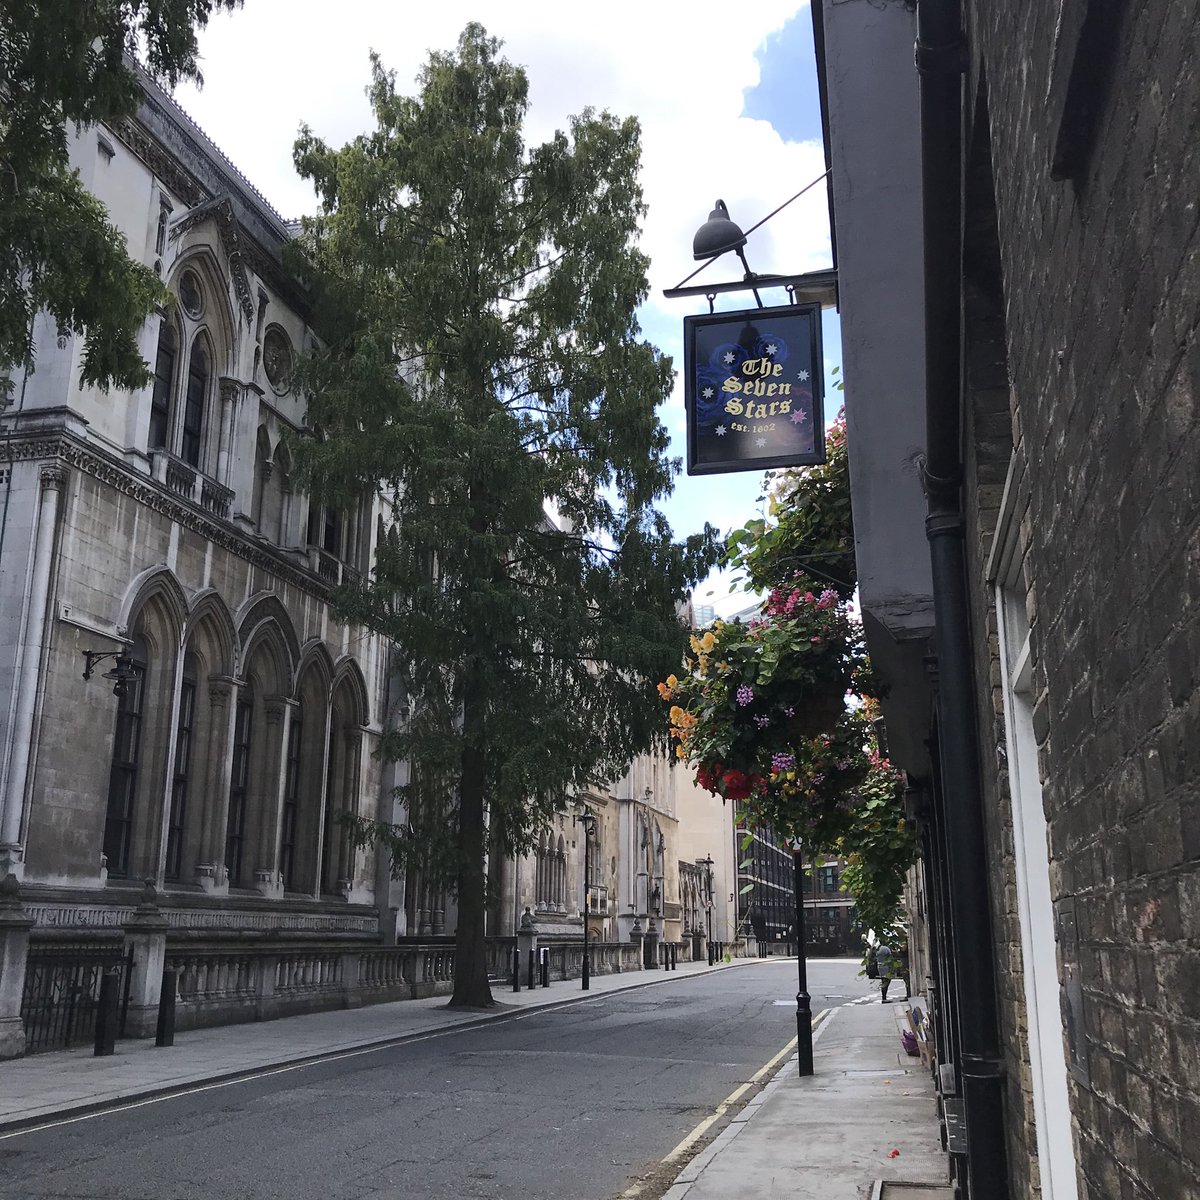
[174,1,837,615]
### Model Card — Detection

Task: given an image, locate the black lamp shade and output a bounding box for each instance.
[692,200,747,261]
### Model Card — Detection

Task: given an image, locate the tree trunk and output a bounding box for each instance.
[450,678,494,1008]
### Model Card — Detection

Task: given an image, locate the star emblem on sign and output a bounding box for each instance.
[722,351,735,365]
[702,386,714,399]
[799,370,810,381]
[790,410,809,425]
[755,437,767,448]
[765,343,777,356]
[715,425,727,436]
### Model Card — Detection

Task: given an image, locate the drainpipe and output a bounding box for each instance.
[917,2,1010,1198]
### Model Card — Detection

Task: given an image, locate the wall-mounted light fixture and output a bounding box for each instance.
[82,649,140,698]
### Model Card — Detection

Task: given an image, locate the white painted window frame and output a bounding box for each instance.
[988,461,1079,1200]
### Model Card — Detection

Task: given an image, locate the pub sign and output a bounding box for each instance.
[684,303,825,475]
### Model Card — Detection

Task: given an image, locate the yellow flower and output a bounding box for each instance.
[669,705,686,726]
[700,630,716,652]
[656,682,673,700]
[698,655,709,675]
[689,635,702,654]
[666,674,678,689]
[676,743,686,759]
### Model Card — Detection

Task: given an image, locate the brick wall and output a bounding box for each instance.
[964,2,1200,1195]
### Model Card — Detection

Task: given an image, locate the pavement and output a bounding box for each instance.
[663,996,951,1200]
[0,958,950,1199]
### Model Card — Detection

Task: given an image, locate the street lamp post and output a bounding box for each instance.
[788,838,814,1076]
[575,807,597,990]
[703,854,715,967]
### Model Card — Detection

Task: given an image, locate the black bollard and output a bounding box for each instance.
[93,969,120,1057]
[527,947,535,990]
[513,945,520,992]
[540,948,549,988]
[671,942,677,970]
[155,967,177,1048]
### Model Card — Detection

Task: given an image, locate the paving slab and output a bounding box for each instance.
[668,998,948,1199]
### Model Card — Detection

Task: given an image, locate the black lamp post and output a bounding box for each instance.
[703,853,715,967]
[788,837,814,1076]
[575,807,597,990]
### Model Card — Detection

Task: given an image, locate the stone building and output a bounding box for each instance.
[813,1,1200,1198]
[0,73,387,903]
[0,70,392,1056]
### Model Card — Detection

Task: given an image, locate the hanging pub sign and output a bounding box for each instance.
[684,302,825,475]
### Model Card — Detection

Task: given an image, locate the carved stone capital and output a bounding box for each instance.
[219,377,240,406]
[207,675,238,707]
[39,463,68,491]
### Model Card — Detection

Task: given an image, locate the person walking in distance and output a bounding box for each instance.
[896,939,911,1001]
[876,940,895,1002]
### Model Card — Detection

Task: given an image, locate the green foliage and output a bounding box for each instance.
[838,759,916,940]
[0,0,241,389]
[289,25,719,1003]
[725,413,855,598]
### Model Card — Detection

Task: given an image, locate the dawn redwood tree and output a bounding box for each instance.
[0,0,241,392]
[289,25,718,1007]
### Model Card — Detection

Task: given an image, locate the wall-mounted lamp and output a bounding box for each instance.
[82,649,140,698]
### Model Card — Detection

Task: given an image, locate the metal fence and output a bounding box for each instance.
[19,940,132,1054]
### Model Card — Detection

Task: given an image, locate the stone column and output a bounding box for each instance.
[122,880,170,1039]
[0,874,34,1058]
[195,676,237,894]
[0,465,66,878]
[216,378,239,486]
[254,697,291,898]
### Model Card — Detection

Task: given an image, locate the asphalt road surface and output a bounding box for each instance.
[0,958,871,1200]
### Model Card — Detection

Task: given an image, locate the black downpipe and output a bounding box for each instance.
[917,2,1010,1198]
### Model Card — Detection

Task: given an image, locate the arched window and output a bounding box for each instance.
[149,321,177,450]
[280,701,303,889]
[181,337,209,467]
[225,684,254,886]
[102,635,148,877]
[165,652,199,880]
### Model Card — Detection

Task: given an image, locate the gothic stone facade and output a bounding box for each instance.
[0,75,388,957]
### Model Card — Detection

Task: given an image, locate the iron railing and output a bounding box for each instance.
[20,940,132,1054]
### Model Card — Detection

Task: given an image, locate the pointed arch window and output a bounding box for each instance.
[226,687,253,886]
[165,654,198,880]
[149,321,177,450]
[280,702,303,888]
[181,337,209,467]
[103,637,148,877]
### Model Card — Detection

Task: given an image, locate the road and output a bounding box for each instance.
[0,958,870,1200]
